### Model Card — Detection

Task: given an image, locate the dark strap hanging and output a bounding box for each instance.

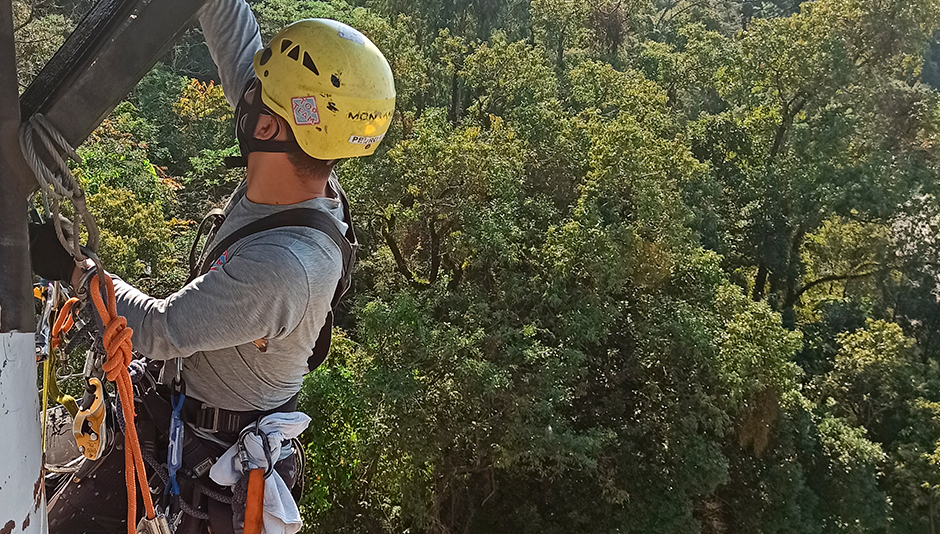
[188,208,226,277]
[195,207,352,281]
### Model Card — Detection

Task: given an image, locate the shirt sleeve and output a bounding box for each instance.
[110,241,311,361]
[197,0,263,109]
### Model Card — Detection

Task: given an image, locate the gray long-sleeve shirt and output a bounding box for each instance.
[111,0,346,411]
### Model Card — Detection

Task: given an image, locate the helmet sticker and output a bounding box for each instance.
[291,96,320,125]
[349,134,385,145]
[337,27,366,45]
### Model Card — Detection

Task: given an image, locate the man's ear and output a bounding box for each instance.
[254,114,280,140]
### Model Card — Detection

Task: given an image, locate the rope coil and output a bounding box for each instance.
[20,113,99,261]
[89,272,156,526]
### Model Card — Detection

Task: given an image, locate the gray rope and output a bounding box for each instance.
[19,113,100,261]
[140,448,211,521]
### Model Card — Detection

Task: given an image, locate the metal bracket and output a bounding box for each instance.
[20,0,208,148]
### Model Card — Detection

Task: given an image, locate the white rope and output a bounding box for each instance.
[19,113,99,263]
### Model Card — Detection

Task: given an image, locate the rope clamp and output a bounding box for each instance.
[72,377,111,460]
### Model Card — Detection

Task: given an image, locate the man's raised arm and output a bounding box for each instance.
[198,0,262,109]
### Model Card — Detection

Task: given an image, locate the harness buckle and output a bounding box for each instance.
[198,403,220,433]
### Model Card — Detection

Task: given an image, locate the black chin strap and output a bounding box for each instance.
[229,78,302,167]
[245,139,300,153]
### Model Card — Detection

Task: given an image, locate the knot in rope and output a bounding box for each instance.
[100,313,133,382]
[88,274,134,377]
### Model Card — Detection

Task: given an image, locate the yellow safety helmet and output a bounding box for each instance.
[252,19,396,160]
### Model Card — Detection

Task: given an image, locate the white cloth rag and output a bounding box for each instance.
[209,411,311,534]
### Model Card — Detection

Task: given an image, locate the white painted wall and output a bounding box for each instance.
[0,332,48,533]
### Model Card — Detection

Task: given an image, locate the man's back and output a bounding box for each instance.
[112,181,346,411]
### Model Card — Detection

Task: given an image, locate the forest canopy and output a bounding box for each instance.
[15,0,940,532]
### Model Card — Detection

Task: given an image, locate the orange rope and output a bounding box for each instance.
[88,274,156,532]
[244,468,266,534]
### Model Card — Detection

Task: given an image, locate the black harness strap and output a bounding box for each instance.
[188,182,358,373]
[188,208,225,276]
[197,208,351,279]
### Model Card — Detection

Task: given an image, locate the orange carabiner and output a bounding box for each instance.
[51,297,80,351]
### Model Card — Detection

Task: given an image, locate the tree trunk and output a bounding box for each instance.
[930,495,935,534]
[753,262,768,301]
[449,70,462,124]
[782,226,805,311]
[383,216,428,288]
[429,218,442,284]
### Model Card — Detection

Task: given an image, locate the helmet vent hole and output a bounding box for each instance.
[287,45,301,60]
[331,74,341,88]
[259,47,273,65]
[280,39,293,53]
[303,51,320,75]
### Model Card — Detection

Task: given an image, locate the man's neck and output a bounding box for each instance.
[245,153,329,205]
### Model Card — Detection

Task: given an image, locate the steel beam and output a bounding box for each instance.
[0,333,46,534]
[20,0,207,148]
[0,0,36,334]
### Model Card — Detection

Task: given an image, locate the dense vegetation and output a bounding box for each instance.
[15,0,940,532]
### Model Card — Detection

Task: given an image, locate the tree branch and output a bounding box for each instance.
[382,215,429,289]
[787,266,879,307]
[658,0,711,27]
[768,90,811,166]
[13,0,35,33]
[429,217,442,285]
[753,262,768,301]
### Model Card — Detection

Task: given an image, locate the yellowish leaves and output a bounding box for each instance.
[174,79,232,122]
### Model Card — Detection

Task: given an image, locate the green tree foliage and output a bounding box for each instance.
[21,0,940,531]
[73,103,182,290]
[686,0,940,317]
[12,0,73,89]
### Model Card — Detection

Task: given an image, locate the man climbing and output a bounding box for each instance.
[31,0,395,532]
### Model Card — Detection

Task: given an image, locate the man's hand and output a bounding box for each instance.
[28,221,77,282]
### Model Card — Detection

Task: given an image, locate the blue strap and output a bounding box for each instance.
[166,390,185,495]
